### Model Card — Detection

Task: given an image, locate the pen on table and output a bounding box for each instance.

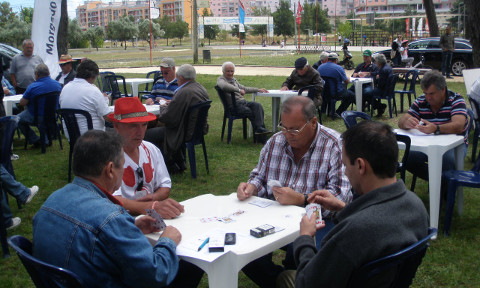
[197,237,209,251]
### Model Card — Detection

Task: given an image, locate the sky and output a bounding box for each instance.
[8,0,86,19]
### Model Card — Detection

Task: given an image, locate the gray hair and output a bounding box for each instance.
[281,96,316,122]
[22,39,33,47]
[35,63,50,77]
[73,130,124,179]
[176,64,196,80]
[421,70,447,91]
[319,52,329,61]
[373,53,387,66]
[222,61,235,72]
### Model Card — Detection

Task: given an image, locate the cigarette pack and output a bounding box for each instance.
[250,224,275,238]
[208,233,225,252]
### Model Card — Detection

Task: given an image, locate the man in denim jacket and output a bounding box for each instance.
[32,130,201,288]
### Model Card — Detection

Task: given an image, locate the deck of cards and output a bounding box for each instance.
[146,209,167,231]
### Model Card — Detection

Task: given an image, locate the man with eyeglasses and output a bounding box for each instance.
[237,96,351,287]
[110,97,185,220]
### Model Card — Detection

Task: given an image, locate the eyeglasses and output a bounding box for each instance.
[135,167,144,191]
[277,119,312,135]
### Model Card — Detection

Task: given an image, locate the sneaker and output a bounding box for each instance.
[6,217,21,230]
[25,186,39,204]
[10,154,19,161]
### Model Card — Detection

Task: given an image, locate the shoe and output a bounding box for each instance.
[7,217,21,230]
[10,154,19,161]
[446,76,454,79]
[377,104,387,117]
[254,129,271,135]
[25,186,39,204]
[32,140,41,148]
[256,134,269,145]
[333,112,342,119]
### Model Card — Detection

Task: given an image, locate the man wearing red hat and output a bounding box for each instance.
[110,97,184,219]
[55,54,76,87]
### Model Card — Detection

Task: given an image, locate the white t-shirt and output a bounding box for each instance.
[59,78,110,135]
[113,141,171,200]
[470,78,480,118]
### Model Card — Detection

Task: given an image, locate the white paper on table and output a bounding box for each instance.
[398,128,432,136]
[249,199,273,208]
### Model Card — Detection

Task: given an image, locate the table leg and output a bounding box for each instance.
[354,81,362,112]
[427,149,442,235]
[131,84,139,98]
[5,101,13,116]
[272,98,280,132]
[454,145,465,215]
[183,254,239,288]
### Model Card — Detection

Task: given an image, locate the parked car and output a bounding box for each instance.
[0,43,21,78]
[372,37,473,76]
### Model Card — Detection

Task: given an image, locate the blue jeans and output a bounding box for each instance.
[1,165,30,226]
[442,50,453,76]
[18,110,46,144]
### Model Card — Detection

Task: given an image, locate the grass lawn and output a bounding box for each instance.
[1,68,479,287]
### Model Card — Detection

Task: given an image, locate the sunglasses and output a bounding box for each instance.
[135,167,144,191]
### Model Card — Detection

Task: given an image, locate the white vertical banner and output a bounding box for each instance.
[32,0,62,79]
[150,0,160,18]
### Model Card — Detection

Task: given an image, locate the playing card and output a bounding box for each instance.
[219,216,235,223]
[146,209,166,231]
[249,199,273,208]
[200,216,219,223]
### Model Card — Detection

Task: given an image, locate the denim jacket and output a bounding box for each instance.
[33,177,179,288]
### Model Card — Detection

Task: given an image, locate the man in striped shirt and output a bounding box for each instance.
[145,58,178,105]
[398,70,467,180]
[237,96,352,287]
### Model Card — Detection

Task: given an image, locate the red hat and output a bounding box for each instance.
[107,97,156,123]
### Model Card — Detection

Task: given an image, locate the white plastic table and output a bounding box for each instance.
[3,94,23,116]
[145,193,304,288]
[395,129,465,232]
[462,68,480,97]
[124,78,154,97]
[350,77,373,112]
[252,90,306,133]
[109,103,160,116]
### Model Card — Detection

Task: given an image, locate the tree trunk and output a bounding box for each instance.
[124,41,127,50]
[57,0,68,56]
[465,0,479,67]
[423,0,439,37]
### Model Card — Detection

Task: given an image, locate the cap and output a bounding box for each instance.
[107,97,157,123]
[363,50,372,57]
[295,57,308,69]
[327,52,339,60]
[160,57,175,68]
[58,54,74,64]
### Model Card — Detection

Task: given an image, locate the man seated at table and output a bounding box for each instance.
[110,97,184,219]
[145,57,178,105]
[237,96,351,287]
[312,51,329,70]
[398,70,467,183]
[55,54,76,87]
[144,64,209,173]
[280,57,323,108]
[59,59,110,135]
[216,61,271,143]
[32,130,202,288]
[317,53,356,116]
[348,50,378,111]
[276,121,429,288]
[368,53,392,116]
[18,63,62,147]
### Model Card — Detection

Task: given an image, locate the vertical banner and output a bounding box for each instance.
[406,18,409,38]
[296,1,303,51]
[239,0,245,33]
[412,17,416,38]
[418,17,423,37]
[32,0,62,78]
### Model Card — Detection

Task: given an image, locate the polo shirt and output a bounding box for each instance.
[317,62,348,94]
[10,53,44,88]
[22,76,62,116]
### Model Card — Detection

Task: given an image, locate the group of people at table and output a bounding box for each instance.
[1,38,471,287]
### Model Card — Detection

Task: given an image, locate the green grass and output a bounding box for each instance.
[1,69,478,287]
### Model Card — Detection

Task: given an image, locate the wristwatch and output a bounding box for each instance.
[304,194,309,207]
[434,125,441,135]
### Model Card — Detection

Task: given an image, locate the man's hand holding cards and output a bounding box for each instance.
[146,209,167,231]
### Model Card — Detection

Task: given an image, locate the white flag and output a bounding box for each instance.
[32,0,62,78]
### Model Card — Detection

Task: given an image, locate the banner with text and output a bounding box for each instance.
[32,0,62,78]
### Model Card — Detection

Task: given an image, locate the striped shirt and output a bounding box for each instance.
[147,78,178,101]
[407,90,468,143]
[248,124,352,218]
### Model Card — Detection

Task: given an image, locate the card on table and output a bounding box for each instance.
[249,199,273,208]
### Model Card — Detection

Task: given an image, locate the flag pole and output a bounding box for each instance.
[149,0,152,65]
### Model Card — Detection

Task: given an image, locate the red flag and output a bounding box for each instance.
[296,1,303,25]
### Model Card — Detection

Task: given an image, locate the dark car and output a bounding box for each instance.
[0,43,21,77]
[373,37,472,76]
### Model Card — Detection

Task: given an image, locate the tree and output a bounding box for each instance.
[85,26,104,51]
[159,15,174,46]
[19,7,33,23]
[0,17,30,47]
[250,7,270,42]
[202,8,219,45]
[106,16,138,50]
[68,19,88,49]
[231,25,248,40]
[217,30,229,44]
[423,0,439,37]
[58,0,68,56]
[447,0,464,34]
[465,0,479,67]
[300,3,330,35]
[337,21,353,40]
[138,19,163,45]
[172,19,189,45]
[272,1,294,42]
[0,2,16,27]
